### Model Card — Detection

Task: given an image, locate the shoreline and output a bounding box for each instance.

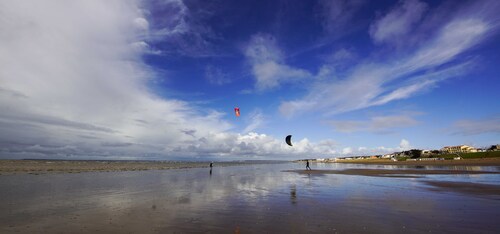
[285,168,500,178]
[285,168,500,196]
[331,157,500,166]
[2,158,500,175]
[0,159,269,175]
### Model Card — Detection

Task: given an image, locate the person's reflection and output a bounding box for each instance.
[290,185,297,204]
[209,168,212,176]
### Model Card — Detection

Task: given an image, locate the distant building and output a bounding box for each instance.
[381,153,394,159]
[421,150,431,156]
[441,145,476,153]
[489,144,500,151]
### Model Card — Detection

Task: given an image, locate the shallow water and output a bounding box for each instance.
[1,162,499,233]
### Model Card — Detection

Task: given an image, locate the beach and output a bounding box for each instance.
[0,160,257,175]
[2,158,500,175]
[333,157,500,166]
[1,161,500,233]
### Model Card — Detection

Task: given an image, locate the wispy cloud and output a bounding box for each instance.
[146,0,222,57]
[204,65,232,85]
[369,0,428,45]
[315,0,366,38]
[451,116,500,135]
[244,34,312,91]
[328,114,419,134]
[243,109,265,133]
[280,0,499,118]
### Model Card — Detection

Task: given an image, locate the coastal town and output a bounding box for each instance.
[309,144,500,162]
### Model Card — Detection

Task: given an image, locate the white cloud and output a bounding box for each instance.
[316,0,366,36]
[451,116,500,135]
[172,132,340,159]
[369,0,428,44]
[399,139,411,150]
[330,48,356,63]
[133,17,149,31]
[328,114,419,133]
[243,109,265,133]
[204,65,232,85]
[403,19,488,71]
[328,120,364,133]
[327,113,418,134]
[342,147,352,154]
[0,0,232,159]
[146,0,221,57]
[151,0,190,36]
[280,0,499,118]
[331,139,414,156]
[244,34,311,91]
[1,0,496,160]
[0,1,344,160]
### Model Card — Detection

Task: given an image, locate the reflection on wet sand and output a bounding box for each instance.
[1,163,499,233]
[285,168,500,178]
[422,181,500,196]
[290,184,297,204]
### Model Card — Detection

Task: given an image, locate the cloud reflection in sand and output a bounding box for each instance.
[1,162,500,233]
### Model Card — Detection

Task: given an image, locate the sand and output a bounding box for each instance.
[285,167,500,196]
[333,157,500,166]
[1,161,499,233]
[2,158,499,175]
[0,160,253,175]
[285,168,500,177]
[422,181,500,196]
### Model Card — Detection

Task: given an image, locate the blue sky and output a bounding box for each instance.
[0,0,499,160]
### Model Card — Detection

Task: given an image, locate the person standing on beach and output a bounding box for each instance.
[306,160,311,170]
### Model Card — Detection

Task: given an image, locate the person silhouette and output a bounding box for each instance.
[306,160,311,170]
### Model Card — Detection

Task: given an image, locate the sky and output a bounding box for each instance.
[0,0,499,161]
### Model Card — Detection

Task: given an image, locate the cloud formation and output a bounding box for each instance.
[146,0,220,57]
[0,0,348,160]
[337,138,412,157]
[328,114,419,133]
[451,116,500,135]
[0,0,230,159]
[1,0,497,160]
[280,0,499,118]
[316,0,366,38]
[204,65,232,85]
[244,34,311,91]
[370,0,428,44]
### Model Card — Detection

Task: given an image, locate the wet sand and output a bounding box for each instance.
[1,162,500,233]
[286,168,500,177]
[422,181,500,196]
[333,157,500,166]
[285,169,500,196]
[2,158,500,175]
[0,160,258,175]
